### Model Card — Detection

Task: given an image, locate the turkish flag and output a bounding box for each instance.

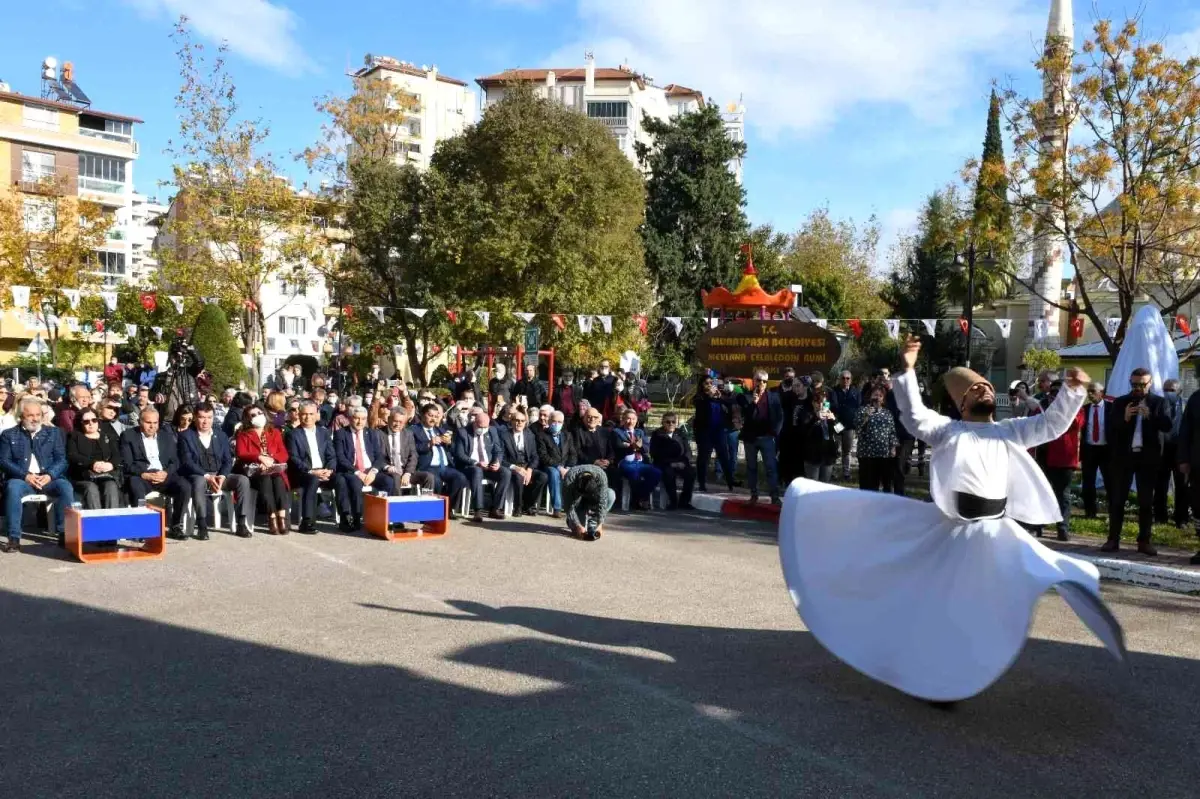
[551,314,566,331]
[342,305,354,319]
[1176,314,1192,337]
[847,319,863,338]
[635,314,648,335]
[1070,317,1084,338]
[139,292,157,312]
[94,319,105,333]
[431,344,442,356]
[373,344,383,356]
[957,317,969,335]
[446,309,458,324]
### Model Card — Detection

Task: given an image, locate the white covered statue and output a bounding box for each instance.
[778,337,1126,703]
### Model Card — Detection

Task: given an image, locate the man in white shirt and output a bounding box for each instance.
[333,407,393,531]
[119,407,192,539]
[179,404,254,539]
[286,400,335,533]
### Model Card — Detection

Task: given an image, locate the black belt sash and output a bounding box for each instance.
[955,492,1007,520]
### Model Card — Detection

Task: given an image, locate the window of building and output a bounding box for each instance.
[22,104,59,131]
[279,316,306,335]
[105,119,133,138]
[93,251,126,286]
[279,278,308,295]
[587,101,629,125]
[615,134,627,151]
[21,151,56,182]
[78,154,127,184]
[22,198,56,233]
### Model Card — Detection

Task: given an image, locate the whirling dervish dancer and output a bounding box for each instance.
[779,336,1126,704]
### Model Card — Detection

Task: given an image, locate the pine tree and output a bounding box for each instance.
[191,304,247,390]
[637,104,748,341]
[969,90,1013,302]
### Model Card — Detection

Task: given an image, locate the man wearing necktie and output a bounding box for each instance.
[1079,382,1110,519]
[333,407,394,531]
[382,408,435,495]
[1105,368,1171,555]
[1153,379,1188,527]
[411,403,468,514]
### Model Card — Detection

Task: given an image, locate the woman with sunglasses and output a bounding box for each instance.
[234,406,292,535]
[67,409,123,509]
[171,404,195,439]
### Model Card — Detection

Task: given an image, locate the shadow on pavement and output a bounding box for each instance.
[4,590,1199,798]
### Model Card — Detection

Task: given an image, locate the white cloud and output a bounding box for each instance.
[546,0,1045,136]
[876,207,921,274]
[122,0,315,73]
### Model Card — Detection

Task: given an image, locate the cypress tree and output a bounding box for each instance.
[191,304,247,390]
[970,90,1014,301]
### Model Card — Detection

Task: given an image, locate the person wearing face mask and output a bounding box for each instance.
[535,410,576,518]
[488,364,515,416]
[779,336,1125,706]
[583,360,616,413]
[235,406,292,536]
[1153,378,1188,528]
[0,397,75,552]
[1105,367,1172,555]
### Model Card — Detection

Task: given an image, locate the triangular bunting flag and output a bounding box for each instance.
[62,289,80,309]
[1070,317,1085,338]
[94,319,105,333]
[290,339,300,352]
[312,341,321,353]
[635,314,649,335]
[446,309,458,324]
[709,317,720,329]
[151,326,163,339]
[577,315,593,334]
[1176,314,1192,337]
[65,317,79,332]
[407,308,428,319]
[139,292,157,312]
[996,319,1012,339]
[596,315,612,334]
[665,316,683,335]
[957,317,969,335]
[369,306,386,324]
[815,319,828,329]
[342,305,354,319]
[514,312,535,324]
[393,344,405,359]
[203,296,218,305]
[884,319,900,339]
[475,310,490,329]
[921,319,936,336]
[550,314,566,331]
[1104,317,1120,337]
[169,296,184,314]
[124,323,138,338]
[11,286,30,309]
[1034,319,1050,341]
[847,319,863,338]
[100,292,117,312]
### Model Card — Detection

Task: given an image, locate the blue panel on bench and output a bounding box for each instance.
[78,509,163,542]
[387,497,445,524]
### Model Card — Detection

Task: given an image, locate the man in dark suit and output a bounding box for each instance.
[1104,367,1172,555]
[380,407,435,495]
[178,402,253,539]
[572,406,616,468]
[411,403,468,512]
[535,409,576,518]
[650,411,696,510]
[1155,378,1188,527]
[499,407,548,516]
[1079,381,1110,519]
[1174,381,1200,564]
[735,370,785,504]
[512,363,548,410]
[120,406,192,539]
[286,399,336,533]
[0,396,75,552]
[333,407,394,531]
[453,412,511,523]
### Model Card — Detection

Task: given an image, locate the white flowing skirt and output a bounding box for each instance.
[779,479,1127,702]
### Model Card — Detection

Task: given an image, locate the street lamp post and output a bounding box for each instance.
[954,243,996,370]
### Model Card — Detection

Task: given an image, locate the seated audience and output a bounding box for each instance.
[535,410,576,518]
[500,407,548,516]
[453,412,512,523]
[171,404,194,439]
[286,400,336,534]
[332,406,392,531]
[380,407,436,495]
[179,403,254,539]
[0,397,75,552]
[411,403,468,512]
[234,406,291,536]
[572,406,616,470]
[121,407,192,540]
[650,412,695,510]
[68,407,122,510]
[613,408,661,510]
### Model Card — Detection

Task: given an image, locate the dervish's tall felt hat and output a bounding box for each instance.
[944,367,992,409]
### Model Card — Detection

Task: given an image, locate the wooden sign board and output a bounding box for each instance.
[695,319,841,379]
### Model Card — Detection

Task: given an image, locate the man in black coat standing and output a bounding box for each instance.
[1104,367,1172,555]
[1172,382,1200,565]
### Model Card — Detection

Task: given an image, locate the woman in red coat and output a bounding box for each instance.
[235,406,292,535]
[1042,380,1085,542]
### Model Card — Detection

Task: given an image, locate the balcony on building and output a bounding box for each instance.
[587,101,628,129]
[78,113,139,154]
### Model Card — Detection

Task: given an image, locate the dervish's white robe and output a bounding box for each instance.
[778,371,1126,702]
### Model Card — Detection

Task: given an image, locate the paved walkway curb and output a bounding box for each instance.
[687,493,1200,595]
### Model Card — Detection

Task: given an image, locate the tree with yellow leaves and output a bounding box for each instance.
[987,17,1200,356]
[157,18,329,386]
[0,181,109,366]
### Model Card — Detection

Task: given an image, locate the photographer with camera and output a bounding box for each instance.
[152,337,206,420]
[562,464,615,541]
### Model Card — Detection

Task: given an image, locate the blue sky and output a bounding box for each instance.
[7,0,1200,268]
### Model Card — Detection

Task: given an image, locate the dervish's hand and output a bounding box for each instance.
[900,335,920,371]
[1064,367,1089,390]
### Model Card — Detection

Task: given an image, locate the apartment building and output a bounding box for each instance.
[120,193,168,284]
[0,58,141,358]
[351,55,475,170]
[476,54,746,181]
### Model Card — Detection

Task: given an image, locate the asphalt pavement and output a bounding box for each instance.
[2,511,1198,798]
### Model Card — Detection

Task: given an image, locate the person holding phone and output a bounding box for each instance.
[1104,367,1171,555]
